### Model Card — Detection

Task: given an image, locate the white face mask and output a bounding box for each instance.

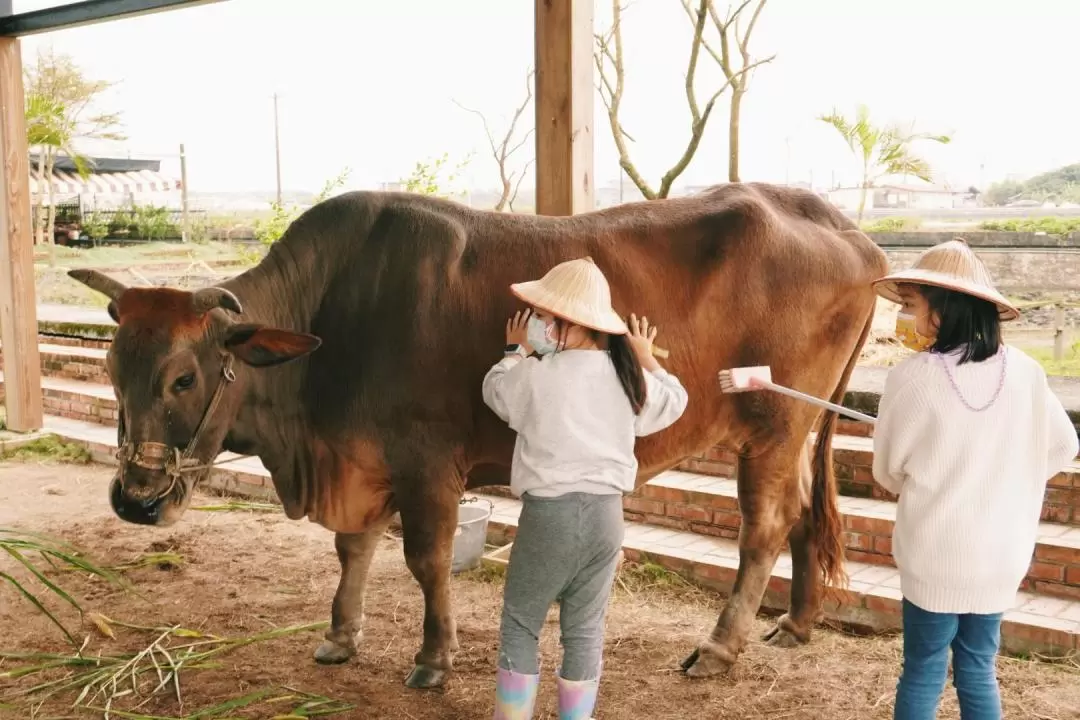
[526,315,558,355]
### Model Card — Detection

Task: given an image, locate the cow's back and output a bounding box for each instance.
[296,186,886,480]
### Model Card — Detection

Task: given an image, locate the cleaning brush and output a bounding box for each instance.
[717,365,877,425]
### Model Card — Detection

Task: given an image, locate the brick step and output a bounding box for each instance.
[0,371,117,425]
[635,471,1080,600]
[32,415,1080,657]
[484,495,1080,656]
[680,436,1080,526]
[0,342,110,386]
[11,363,1080,528]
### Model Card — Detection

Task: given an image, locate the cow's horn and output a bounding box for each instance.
[191,287,243,315]
[67,269,128,302]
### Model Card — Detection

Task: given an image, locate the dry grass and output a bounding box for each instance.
[2,462,1079,719]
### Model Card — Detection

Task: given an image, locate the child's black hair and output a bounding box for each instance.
[552,318,647,414]
[918,285,1002,365]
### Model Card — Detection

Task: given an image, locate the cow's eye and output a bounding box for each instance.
[173,373,196,392]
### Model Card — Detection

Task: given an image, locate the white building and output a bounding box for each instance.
[827,182,973,211]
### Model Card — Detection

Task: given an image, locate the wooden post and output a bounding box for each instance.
[0,36,44,432]
[179,142,190,242]
[534,0,594,216]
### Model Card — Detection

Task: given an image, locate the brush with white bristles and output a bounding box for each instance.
[717,365,877,425]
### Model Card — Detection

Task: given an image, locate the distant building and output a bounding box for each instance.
[30,153,182,210]
[827,182,972,211]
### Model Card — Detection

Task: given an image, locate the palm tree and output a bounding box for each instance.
[818,104,951,224]
[23,49,125,264]
[25,92,92,263]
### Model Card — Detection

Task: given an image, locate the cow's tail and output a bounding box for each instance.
[810,302,875,594]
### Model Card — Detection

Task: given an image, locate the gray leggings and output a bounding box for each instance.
[497,491,625,681]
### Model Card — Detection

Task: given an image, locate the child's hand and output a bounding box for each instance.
[506,310,533,353]
[628,314,661,370]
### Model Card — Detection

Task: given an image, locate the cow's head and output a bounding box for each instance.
[68,269,321,527]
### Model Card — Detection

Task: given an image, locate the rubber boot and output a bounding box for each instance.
[556,674,599,720]
[493,667,540,720]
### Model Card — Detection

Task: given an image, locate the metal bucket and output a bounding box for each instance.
[452,497,494,574]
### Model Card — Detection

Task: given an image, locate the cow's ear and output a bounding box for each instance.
[223,323,322,368]
[106,301,120,324]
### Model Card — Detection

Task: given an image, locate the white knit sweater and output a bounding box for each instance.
[872,344,1079,614]
[482,349,689,498]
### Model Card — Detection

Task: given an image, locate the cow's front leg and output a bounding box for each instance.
[315,521,390,664]
[397,479,461,689]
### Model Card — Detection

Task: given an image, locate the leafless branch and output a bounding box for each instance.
[596,0,752,199]
[452,68,535,211]
[677,0,774,182]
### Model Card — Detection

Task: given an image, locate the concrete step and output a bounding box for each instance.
[0,370,117,425]
[33,415,1080,658]
[484,494,1080,657]
[0,341,110,386]
[680,434,1080,526]
[635,470,1080,601]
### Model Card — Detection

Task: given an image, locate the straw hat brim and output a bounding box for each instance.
[510,280,630,335]
[873,269,1020,322]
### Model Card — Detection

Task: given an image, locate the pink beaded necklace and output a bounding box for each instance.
[932,345,1008,412]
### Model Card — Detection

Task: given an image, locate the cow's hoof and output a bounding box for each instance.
[762,614,809,648]
[404,663,448,689]
[680,642,734,679]
[314,640,354,665]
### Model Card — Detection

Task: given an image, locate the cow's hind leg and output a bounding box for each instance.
[315,520,392,664]
[681,448,803,678]
[763,440,821,648]
[397,475,461,689]
[761,506,821,648]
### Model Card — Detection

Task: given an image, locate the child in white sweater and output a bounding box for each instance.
[482,257,688,720]
[871,239,1078,720]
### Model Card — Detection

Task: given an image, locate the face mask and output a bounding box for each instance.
[895,312,935,352]
[526,315,558,356]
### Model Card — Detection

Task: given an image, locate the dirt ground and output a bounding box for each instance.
[1,460,1078,720]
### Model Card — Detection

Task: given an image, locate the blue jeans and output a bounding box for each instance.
[895,598,1002,720]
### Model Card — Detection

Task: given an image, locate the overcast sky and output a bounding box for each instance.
[13,0,1080,195]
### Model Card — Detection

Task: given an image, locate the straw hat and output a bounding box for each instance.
[510,257,629,335]
[872,238,1020,321]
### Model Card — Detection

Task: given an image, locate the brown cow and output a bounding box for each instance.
[68,182,888,687]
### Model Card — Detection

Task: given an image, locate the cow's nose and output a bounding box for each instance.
[109,474,165,526]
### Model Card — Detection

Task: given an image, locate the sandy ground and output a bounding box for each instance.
[1,459,1078,720]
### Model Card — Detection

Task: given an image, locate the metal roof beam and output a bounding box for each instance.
[0,0,227,37]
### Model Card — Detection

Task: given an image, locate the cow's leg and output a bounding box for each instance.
[761,507,821,648]
[314,520,391,664]
[764,439,821,648]
[681,448,802,678]
[397,479,460,689]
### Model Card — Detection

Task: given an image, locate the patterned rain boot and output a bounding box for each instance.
[493,667,540,720]
[556,675,600,720]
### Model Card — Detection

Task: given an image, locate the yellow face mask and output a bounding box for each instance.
[895,312,935,352]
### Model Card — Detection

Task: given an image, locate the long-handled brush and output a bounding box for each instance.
[717,365,877,425]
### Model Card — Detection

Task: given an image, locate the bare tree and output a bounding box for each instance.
[453,70,534,212]
[679,0,775,182]
[595,0,772,200]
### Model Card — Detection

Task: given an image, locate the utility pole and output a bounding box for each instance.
[179,143,190,242]
[273,92,282,205]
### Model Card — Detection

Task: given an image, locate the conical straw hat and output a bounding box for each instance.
[873,238,1019,321]
[510,257,629,335]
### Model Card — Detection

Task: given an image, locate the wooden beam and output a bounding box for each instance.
[0,36,43,432]
[0,0,228,38]
[534,0,594,216]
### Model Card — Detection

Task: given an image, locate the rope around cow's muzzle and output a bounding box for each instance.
[115,352,253,502]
